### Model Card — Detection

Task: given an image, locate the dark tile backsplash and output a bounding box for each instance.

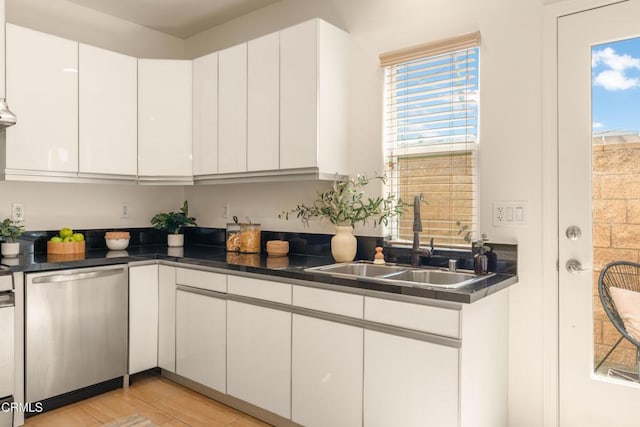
[15,226,517,275]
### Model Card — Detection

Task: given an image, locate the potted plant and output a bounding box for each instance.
[151,200,197,247]
[457,222,492,274]
[279,174,409,262]
[0,218,24,257]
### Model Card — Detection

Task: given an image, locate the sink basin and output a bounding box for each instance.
[307,262,408,277]
[385,269,493,288]
[306,262,493,289]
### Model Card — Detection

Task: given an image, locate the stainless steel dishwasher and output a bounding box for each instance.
[25,265,127,405]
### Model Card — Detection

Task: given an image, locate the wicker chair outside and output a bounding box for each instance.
[596,261,640,382]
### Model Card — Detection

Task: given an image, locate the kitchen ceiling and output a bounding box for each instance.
[66,0,281,39]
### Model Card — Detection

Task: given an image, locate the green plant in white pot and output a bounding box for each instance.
[0,218,24,257]
[151,200,197,247]
[279,175,409,262]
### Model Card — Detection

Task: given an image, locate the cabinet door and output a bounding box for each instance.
[192,52,218,176]
[292,314,363,427]
[129,265,158,374]
[158,265,176,372]
[218,43,247,174]
[6,24,78,173]
[227,300,291,418]
[280,20,317,170]
[79,44,137,177]
[247,32,279,172]
[364,330,459,427]
[176,288,226,393]
[138,59,192,178]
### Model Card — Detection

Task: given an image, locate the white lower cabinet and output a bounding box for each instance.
[158,265,176,372]
[227,300,291,418]
[291,314,363,427]
[176,287,226,393]
[129,265,159,375]
[363,330,459,427]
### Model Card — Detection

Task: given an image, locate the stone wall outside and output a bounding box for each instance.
[593,137,640,369]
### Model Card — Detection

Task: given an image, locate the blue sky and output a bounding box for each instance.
[592,38,640,133]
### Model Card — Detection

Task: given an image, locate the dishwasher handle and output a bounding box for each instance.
[0,292,14,308]
[31,267,126,284]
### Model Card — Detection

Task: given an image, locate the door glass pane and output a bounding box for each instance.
[592,37,640,381]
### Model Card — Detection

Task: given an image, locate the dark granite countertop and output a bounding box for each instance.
[1,244,517,304]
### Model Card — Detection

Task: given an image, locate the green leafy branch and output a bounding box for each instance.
[279,174,412,228]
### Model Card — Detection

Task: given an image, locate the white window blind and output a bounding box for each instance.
[382,33,479,246]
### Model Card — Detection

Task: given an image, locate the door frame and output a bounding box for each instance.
[542,1,630,426]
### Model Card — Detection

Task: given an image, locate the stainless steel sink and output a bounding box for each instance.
[306,262,492,289]
[307,262,408,277]
[383,269,489,288]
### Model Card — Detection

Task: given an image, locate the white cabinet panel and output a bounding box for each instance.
[365,296,460,338]
[218,43,247,174]
[247,32,279,172]
[158,265,176,372]
[176,268,226,293]
[227,300,291,418]
[138,59,192,178]
[228,275,291,304]
[293,285,363,318]
[364,330,459,427]
[129,265,158,374]
[176,289,226,393]
[292,314,362,427]
[193,52,218,176]
[279,20,317,170]
[6,24,78,173]
[79,44,137,177]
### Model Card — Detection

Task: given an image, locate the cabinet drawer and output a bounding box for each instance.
[293,285,363,318]
[176,268,226,293]
[365,297,460,339]
[228,275,291,304]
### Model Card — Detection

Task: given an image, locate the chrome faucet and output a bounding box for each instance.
[411,195,432,266]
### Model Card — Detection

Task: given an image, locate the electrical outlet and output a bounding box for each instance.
[223,203,230,219]
[120,203,129,219]
[11,203,24,222]
[494,201,527,226]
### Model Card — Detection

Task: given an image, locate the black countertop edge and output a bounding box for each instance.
[1,245,518,304]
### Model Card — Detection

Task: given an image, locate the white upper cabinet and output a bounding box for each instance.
[192,52,218,176]
[218,43,248,174]
[280,19,348,175]
[247,32,279,172]
[79,44,137,178]
[138,59,193,181]
[5,24,78,175]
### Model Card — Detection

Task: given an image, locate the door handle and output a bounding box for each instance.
[566,259,587,273]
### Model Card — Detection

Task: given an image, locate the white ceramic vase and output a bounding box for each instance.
[331,226,357,262]
[1,242,20,257]
[167,233,184,247]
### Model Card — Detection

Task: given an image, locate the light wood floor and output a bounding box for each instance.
[25,373,271,427]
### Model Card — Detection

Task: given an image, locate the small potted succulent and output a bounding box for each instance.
[457,221,492,274]
[280,174,410,262]
[0,218,24,257]
[151,200,197,247]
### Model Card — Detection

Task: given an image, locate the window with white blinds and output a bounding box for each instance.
[382,33,479,246]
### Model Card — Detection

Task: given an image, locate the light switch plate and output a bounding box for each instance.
[493,201,527,226]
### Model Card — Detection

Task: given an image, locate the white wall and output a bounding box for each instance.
[184,1,545,426]
[0,181,183,231]
[6,0,185,58]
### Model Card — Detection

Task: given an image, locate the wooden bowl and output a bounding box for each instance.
[266,240,289,257]
[47,240,86,255]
